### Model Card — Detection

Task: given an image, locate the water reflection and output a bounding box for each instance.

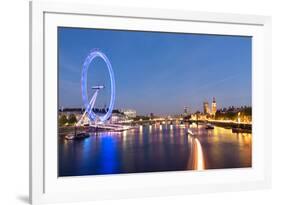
[139,125,143,133]
[59,123,252,176]
[188,137,205,170]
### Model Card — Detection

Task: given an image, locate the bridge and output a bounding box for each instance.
[124,118,187,126]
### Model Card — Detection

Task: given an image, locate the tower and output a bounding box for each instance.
[184,106,189,116]
[203,102,210,114]
[211,97,217,115]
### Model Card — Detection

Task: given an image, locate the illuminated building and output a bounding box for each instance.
[203,101,210,114]
[184,106,189,116]
[211,97,217,116]
[122,109,137,118]
[110,113,127,123]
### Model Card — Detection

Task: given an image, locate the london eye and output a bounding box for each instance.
[77,49,115,125]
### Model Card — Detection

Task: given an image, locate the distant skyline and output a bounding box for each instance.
[58,27,252,116]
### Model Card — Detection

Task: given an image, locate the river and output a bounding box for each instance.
[59,123,252,176]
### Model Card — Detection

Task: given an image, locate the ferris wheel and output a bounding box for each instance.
[77,49,115,125]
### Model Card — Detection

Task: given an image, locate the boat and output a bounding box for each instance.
[64,132,90,140]
[65,135,75,140]
[75,132,90,139]
[232,128,252,133]
[205,123,214,129]
[179,124,185,128]
[186,129,194,136]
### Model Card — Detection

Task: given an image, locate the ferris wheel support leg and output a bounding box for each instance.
[76,90,99,126]
[89,90,99,114]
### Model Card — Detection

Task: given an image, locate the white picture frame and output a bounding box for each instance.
[29,1,272,204]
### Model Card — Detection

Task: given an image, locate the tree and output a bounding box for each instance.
[68,114,77,125]
[59,115,68,126]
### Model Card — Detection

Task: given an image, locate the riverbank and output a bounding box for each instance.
[188,120,252,133]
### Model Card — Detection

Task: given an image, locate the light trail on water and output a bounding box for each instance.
[194,138,205,170]
[189,137,205,170]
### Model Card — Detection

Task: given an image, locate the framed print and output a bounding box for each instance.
[29,1,272,204]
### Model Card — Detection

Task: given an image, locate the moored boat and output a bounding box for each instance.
[65,135,75,140]
[205,123,214,129]
[186,129,194,136]
[232,127,251,133]
[64,132,90,140]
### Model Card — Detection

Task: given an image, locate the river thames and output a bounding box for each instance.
[59,123,252,176]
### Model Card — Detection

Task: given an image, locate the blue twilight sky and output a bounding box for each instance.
[58,27,252,116]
